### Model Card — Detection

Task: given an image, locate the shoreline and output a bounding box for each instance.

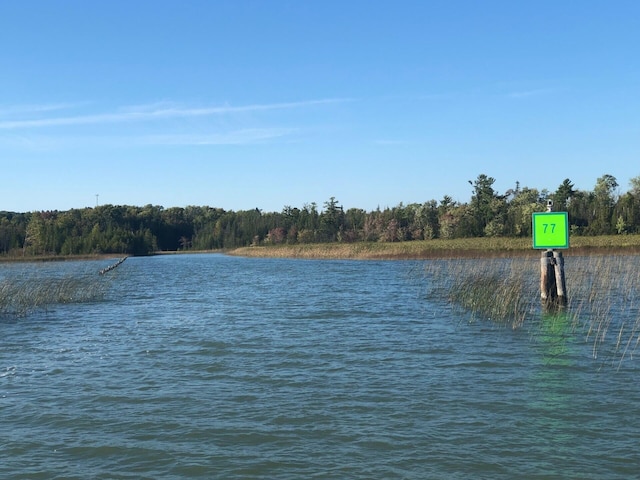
[0,253,125,263]
[3,236,640,262]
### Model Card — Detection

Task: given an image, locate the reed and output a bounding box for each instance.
[424,254,640,366]
[424,257,538,328]
[569,255,640,366]
[0,274,108,316]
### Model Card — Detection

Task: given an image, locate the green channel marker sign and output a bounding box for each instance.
[532,212,569,249]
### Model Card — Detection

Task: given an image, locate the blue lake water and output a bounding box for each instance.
[1,254,639,479]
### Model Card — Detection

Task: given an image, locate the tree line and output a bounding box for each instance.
[2,173,639,256]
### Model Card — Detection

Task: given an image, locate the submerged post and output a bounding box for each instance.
[553,250,567,303]
[540,250,554,301]
[540,249,567,308]
[532,201,569,310]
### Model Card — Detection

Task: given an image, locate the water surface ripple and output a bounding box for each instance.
[1,254,639,479]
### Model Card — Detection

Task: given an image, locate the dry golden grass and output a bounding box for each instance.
[229,235,640,260]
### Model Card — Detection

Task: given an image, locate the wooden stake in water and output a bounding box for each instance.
[540,250,567,308]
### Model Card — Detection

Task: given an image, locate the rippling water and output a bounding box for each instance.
[2,254,640,479]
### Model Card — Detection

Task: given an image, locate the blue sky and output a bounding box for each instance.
[1,1,639,213]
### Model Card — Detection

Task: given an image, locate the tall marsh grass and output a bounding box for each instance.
[0,276,108,316]
[424,254,640,366]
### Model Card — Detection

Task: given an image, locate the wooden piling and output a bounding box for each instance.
[540,250,554,302]
[553,250,567,306]
[540,249,567,309]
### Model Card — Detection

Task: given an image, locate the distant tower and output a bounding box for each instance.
[96,194,99,207]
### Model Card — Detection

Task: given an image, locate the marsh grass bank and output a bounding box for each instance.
[0,276,110,316]
[0,253,128,263]
[229,235,640,260]
[0,258,121,316]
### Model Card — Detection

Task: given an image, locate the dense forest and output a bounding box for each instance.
[2,174,639,257]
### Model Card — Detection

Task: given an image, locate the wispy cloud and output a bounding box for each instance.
[0,127,298,150]
[0,98,351,130]
[506,88,556,99]
[373,139,408,146]
[0,102,91,118]
[140,128,297,146]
